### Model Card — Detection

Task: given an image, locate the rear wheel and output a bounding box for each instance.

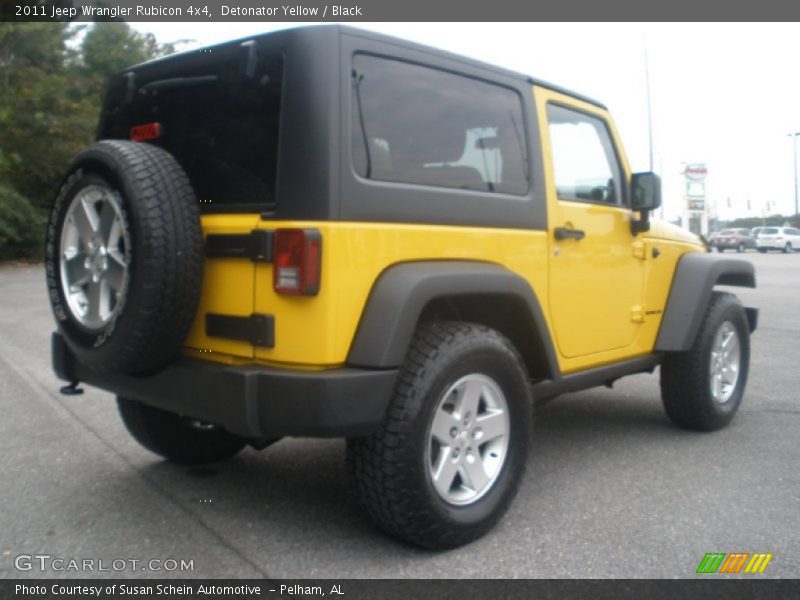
[757,248,767,253]
[737,243,744,253]
[660,292,750,431]
[347,321,532,549]
[783,242,793,254]
[118,397,247,465]
[717,247,725,252]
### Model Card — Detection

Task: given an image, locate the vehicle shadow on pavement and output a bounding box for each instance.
[136,437,394,554]
[126,383,685,558]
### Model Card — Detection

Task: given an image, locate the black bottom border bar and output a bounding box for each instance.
[3,579,799,600]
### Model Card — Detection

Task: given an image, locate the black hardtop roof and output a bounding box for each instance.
[128,24,606,110]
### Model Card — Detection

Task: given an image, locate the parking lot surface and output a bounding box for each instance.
[0,251,798,578]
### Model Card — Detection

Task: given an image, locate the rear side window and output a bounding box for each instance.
[351,54,529,195]
[102,49,283,209]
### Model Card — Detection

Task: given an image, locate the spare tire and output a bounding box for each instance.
[45,140,203,374]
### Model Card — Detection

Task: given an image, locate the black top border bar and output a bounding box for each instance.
[4,0,800,22]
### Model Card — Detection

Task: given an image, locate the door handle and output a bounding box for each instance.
[554,226,586,241]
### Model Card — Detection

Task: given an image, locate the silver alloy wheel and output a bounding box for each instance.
[427,374,510,506]
[709,321,741,404]
[59,185,129,330]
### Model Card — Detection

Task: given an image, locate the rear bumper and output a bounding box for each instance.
[714,240,749,249]
[52,333,397,439]
[756,241,786,250]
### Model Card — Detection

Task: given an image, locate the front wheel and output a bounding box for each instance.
[347,322,532,549]
[118,397,247,465]
[660,292,750,431]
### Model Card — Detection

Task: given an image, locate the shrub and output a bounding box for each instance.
[0,181,46,259]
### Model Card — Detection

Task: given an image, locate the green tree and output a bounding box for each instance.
[0,22,175,258]
[0,181,45,259]
[82,22,174,80]
[0,23,86,211]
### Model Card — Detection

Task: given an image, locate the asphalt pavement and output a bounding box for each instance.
[0,251,798,579]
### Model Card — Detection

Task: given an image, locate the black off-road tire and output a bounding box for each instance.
[118,397,247,465]
[45,141,203,374]
[347,321,532,549]
[660,292,750,432]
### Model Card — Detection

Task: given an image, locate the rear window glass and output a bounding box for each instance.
[719,229,737,235]
[351,54,529,195]
[101,48,283,209]
[761,228,778,234]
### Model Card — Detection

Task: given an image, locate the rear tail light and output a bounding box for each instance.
[273,229,321,296]
[130,122,162,142]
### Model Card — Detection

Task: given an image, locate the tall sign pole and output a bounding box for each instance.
[684,163,708,235]
[791,132,799,218]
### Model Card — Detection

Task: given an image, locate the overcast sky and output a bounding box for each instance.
[131,22,800,223]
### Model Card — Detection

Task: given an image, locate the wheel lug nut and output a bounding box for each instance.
[450,427,458,439]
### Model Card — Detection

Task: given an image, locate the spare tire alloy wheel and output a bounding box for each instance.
[46,141,204,374]
[428,374,510,506]
[59,184,130,331]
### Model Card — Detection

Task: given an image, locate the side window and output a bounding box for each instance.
[546,104,624,205]
[351,54,529,195]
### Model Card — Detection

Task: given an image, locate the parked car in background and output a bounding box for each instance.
[714,228,756,252]
[756,227,800,253]
[705,231,719,252]
[751,226,764,238]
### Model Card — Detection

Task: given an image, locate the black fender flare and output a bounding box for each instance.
[346,260,560,379]
[655,252,756,352]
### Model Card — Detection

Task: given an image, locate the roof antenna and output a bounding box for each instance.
[644,33,663,219]
[644,34,654,174]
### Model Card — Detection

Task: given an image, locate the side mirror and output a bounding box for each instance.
[630,172,661,234]
[631,172,661,211]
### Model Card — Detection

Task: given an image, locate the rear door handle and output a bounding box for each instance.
[554,226,586,241]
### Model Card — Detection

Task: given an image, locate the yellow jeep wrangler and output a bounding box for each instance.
[46,26,757,549]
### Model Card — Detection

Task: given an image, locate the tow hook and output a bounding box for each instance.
[59,381,84,396]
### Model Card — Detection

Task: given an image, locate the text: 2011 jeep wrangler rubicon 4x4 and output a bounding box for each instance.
[46,26,757,549]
